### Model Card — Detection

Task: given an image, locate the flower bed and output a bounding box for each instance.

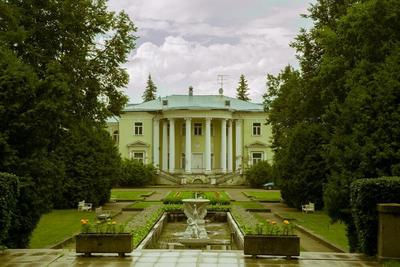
[77,204,165,255]
[230,206,299,257]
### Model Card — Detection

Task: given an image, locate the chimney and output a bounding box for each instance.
[189,86,193,96]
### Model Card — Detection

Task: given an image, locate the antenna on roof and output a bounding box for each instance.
[217,74,229,96]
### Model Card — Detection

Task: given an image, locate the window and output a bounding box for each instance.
[252,122,261,136]
[134,122,143,135]
[130,151,145,163]
[194,123,202,136]
[112,130,119,143]
[252,152,263,165]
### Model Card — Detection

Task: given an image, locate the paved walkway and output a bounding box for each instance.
[1,249,379,267]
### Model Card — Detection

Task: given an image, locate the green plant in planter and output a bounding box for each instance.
[80,218,127,234]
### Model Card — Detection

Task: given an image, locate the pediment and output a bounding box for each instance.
[127,141,150,148]
[245,141,269,148]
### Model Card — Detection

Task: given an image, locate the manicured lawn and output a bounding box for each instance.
[110,189,154,201]
[277,211,349,252]
[243,191,281,202]
[29,210,96,248]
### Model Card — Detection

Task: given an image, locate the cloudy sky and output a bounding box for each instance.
[108,0,315,103]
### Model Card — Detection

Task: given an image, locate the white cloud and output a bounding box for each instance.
[108,0,315,103]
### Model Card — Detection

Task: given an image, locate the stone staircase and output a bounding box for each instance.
[156,171,245,185]
[156,171,182,185]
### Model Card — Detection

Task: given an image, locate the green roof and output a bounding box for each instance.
[123,95,264,112]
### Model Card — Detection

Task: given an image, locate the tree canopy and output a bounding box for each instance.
[264,0,400,252]
[0,0,136,247]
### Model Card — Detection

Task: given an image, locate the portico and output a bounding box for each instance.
[157,115,242,174]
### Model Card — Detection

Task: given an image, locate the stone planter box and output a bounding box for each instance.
[76,233,133,256]
[244,235,300,258]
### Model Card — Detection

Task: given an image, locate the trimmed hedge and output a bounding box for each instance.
[0,173,19,245]
[350,177,400,255]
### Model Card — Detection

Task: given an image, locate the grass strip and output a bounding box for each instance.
[29,210,96,248]
[277,211,349,252]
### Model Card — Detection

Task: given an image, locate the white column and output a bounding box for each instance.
[205,118,212,173]
[162,120,168,172]
[227,120,233,173]
[235,119,242,173]
[185,118,192,173]
[220,119,227,173]
[169,118,175,173]
[152,118,160,168]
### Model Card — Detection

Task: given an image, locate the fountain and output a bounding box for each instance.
[182,197,210,239]
[143,193,234,250]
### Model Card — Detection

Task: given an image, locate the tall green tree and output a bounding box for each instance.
[0,0,136,247]
[265,0,400,252]
[321,0,400,251]
[142,74,157,102]
[236,74,251,101]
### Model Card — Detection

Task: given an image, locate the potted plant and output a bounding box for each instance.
[243,219,300,258]
[76,218,133,256]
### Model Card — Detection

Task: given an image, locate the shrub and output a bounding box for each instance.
[117,159,156,187]
[245,160,273,187]
[0,173,19,245]
[350,177,400,255]
[53,123,121,208]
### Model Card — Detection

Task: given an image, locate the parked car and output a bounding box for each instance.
[262,182,275,190]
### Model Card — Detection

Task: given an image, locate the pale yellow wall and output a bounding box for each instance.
[118,112,154,163]
[108,109,273,172]
[239,112,273,170]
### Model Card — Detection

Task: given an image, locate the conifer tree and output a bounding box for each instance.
[236,74,251,101]
[142,74,157,102]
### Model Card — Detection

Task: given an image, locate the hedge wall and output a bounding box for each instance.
[0,172,19,245]
[350,177,400,255]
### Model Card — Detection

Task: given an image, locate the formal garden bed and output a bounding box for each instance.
[230,205,299,257]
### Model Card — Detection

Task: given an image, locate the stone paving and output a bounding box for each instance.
[0,249,380,267]
[3,187,380,266]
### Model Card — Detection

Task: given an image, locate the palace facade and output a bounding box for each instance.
[108,89,272,179]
